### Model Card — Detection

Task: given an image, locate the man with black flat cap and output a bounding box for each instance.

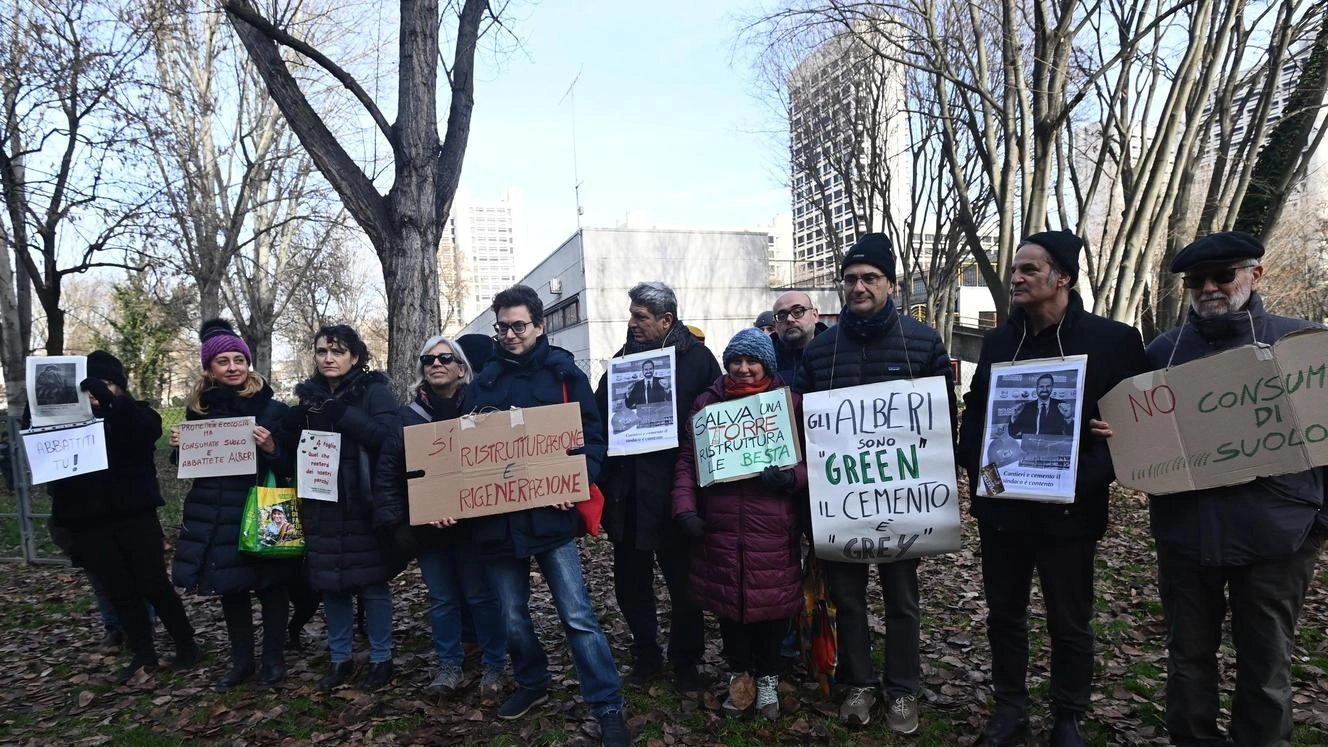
[1101,231,1326,747]
[958,229,1148,747]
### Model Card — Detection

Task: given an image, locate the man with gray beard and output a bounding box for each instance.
[1105,231,1326,747]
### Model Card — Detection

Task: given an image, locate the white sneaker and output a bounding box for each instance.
[755,674,779,720]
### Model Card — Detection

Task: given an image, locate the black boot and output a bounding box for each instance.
[254,586,288,688]
[170,637,202,672]
[982,708,1029,746]
[1048,710,1085,747]
[319,660,354,691]
[216,593,256,692]
[112,653,158,685]
[362,660,393,691]
[255,651,286,688]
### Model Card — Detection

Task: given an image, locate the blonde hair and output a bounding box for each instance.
[187,371,267,416]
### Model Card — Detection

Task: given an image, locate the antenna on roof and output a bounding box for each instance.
[560,67,585,231]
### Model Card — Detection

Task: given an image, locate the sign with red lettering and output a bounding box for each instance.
[296,430,341,501]
[691,387,800,486]
[177,416,256,479]
[1099,328,1328,494]
[402,403,590,524]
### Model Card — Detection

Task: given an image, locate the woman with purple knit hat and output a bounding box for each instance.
[171,319,296,691]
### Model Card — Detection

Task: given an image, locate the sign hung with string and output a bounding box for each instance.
[976,355,1088,503]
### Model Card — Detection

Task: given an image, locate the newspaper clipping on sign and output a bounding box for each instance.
[977,355,1087,503]
[803,377,960,563]
[26,356,93,427]
[606,347,678,456]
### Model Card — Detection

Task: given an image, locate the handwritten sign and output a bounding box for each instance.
[22,420,109,485]
[803,377,960,563]
[297,430,342,501]
[177,417,256,478]
[692,387,800,486]
[1099,328,1328,494]
[403,402,589,524]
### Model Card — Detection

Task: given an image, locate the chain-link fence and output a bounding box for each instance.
[0,415,62,563]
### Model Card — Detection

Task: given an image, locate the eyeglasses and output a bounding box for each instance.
[493,320,534,337]
[774,305,812,323]
[842,273,886,287]
[420,353,458,367]
[1181,265,1253,289]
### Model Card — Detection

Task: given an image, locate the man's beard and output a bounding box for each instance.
[1192,285,1252,319]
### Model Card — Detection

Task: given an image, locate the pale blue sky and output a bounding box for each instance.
[457,0,789,273]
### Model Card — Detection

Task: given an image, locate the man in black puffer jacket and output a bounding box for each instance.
[1111,232,1326,747]
[796,233,957,734]
[958,231,1148,747]
[595,281,719,693]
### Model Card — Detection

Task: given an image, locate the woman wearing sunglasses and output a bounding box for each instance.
[375,335,509,704]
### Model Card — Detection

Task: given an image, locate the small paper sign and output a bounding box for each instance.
[22,420,109,485]
[691,387,801,486]
[176,417,257,479]
[297,429,341,501]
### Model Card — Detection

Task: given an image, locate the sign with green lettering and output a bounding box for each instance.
[691,387,800,486]
[803,376,960,563]
[1099,329,1328,494]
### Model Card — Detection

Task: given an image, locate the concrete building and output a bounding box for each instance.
[458,227,838,381]
[439,189,525,334]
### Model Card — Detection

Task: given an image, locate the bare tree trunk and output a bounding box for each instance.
[0,232,27,411]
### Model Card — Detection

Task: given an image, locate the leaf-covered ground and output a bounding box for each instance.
[2,486,1326,747]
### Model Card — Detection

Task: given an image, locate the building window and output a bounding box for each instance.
[545,296,582,334]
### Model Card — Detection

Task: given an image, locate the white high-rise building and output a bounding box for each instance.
[439,188,524,334]
[787,27,910,287]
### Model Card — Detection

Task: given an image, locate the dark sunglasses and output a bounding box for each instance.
[419,353,459,366]
[1181,265,1250,289]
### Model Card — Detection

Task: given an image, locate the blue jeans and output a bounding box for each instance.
[417,540,507,671]
[325,583,392,664]
[488,540,623,717]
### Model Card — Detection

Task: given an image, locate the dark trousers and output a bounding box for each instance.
[979,525,1096,715]
[286,575,321,637]
[719,618,786,677]
[221,585,290,665]
[612,524,704,668]
[824,558,920,696]
[1157,533,1322,747]
[75,513,194,660]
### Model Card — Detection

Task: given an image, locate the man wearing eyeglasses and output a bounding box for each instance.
[461,284,630,747]
[771,290,826,383]
[594,281,719,694]
[958,229,1148,747]
[795,233,957,734]
[1111,231,1326,747]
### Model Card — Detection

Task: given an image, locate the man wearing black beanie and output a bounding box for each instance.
[796,232,956,734]
[958,231,1149,746]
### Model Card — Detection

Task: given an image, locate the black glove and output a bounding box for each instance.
[390,524,417,556]
[79,378,114,407]
[675,511,706,539]
[760,465,796,491]
[319,397,347,423]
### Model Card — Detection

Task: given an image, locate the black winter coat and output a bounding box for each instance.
[375,384,478,548]
[1146,293,1326,565]
[172,384,297,596]
[276,369,404,593]
[461,336,606,559]
[958,292,1149,540]
[45,395,163,533]
[595,324,720,550]
[773,321,827,383]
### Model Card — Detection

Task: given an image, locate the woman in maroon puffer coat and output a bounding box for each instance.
[672,327,806,721]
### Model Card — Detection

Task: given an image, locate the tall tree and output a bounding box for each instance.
[223,0,497,391]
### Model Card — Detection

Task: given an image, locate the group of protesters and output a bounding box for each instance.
[38,228,1326,747]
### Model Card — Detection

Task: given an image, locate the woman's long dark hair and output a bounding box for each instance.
[314,324,372,373]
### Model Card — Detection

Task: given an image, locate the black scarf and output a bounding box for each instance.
[620,321,700,357]
[838,298,899,343]
[414,383,464,422]
[1190,293,1263,343]
[188,382,275,421]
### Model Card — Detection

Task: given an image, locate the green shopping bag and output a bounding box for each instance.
[238,471,304,557]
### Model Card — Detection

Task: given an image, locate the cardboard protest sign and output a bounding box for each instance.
[803,376,960,563]
[691,387,801,486]
[976,355,1088,503]
[26,356,92,427]
[297,430,342,501]
[607,348,678,456]
[1099,328,1328,494]
[176,417,257,479]
[22,420,108,485]
[403,402,590,524]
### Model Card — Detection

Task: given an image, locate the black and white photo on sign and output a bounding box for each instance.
[606,347,678,456]
[25,356,93,427]
[978,355,1088,503]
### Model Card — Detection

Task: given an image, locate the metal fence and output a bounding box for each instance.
[0,415,63,564]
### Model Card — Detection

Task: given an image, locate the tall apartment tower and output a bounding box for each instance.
[438,188,524,334]
[787,27,909,287]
